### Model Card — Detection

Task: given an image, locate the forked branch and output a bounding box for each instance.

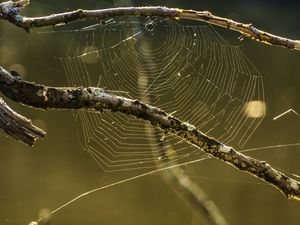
[1,0,300,50]
[0,66,299,201]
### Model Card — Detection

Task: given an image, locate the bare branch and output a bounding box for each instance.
[0,0,299,50]
[0,66,299,201]
[0,96,45,146]
[0,0,28,9]
[0,0,29,27]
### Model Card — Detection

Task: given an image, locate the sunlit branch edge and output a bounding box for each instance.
[0,0,300,51]
[0,66,299,202]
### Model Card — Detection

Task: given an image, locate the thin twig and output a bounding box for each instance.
[0,66,299,201]
[0,0,299,51]
[0,96,45,146]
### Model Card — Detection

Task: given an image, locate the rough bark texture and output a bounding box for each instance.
[0,96,45,146]
[0,66,299,201]
[1,0,299,50]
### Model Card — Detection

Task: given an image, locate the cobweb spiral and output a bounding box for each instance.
[57,17,264,172]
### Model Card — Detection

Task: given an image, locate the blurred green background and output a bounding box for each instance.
[1,1,300,225]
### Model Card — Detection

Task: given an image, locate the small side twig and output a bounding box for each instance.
[0,66,299,201]
[0,96,45,146]
[0,0,299,50]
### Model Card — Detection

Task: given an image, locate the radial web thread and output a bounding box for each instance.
[57,17,264,172]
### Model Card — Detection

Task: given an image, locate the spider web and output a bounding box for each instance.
[56,17,265,172]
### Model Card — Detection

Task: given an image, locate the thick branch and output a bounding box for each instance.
[0,66,299,201]
[0,1,299,51]
[0,96,45,146]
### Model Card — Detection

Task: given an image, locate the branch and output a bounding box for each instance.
[0,1,299,51]
[0,66,299,201]
[0,96,45,146]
